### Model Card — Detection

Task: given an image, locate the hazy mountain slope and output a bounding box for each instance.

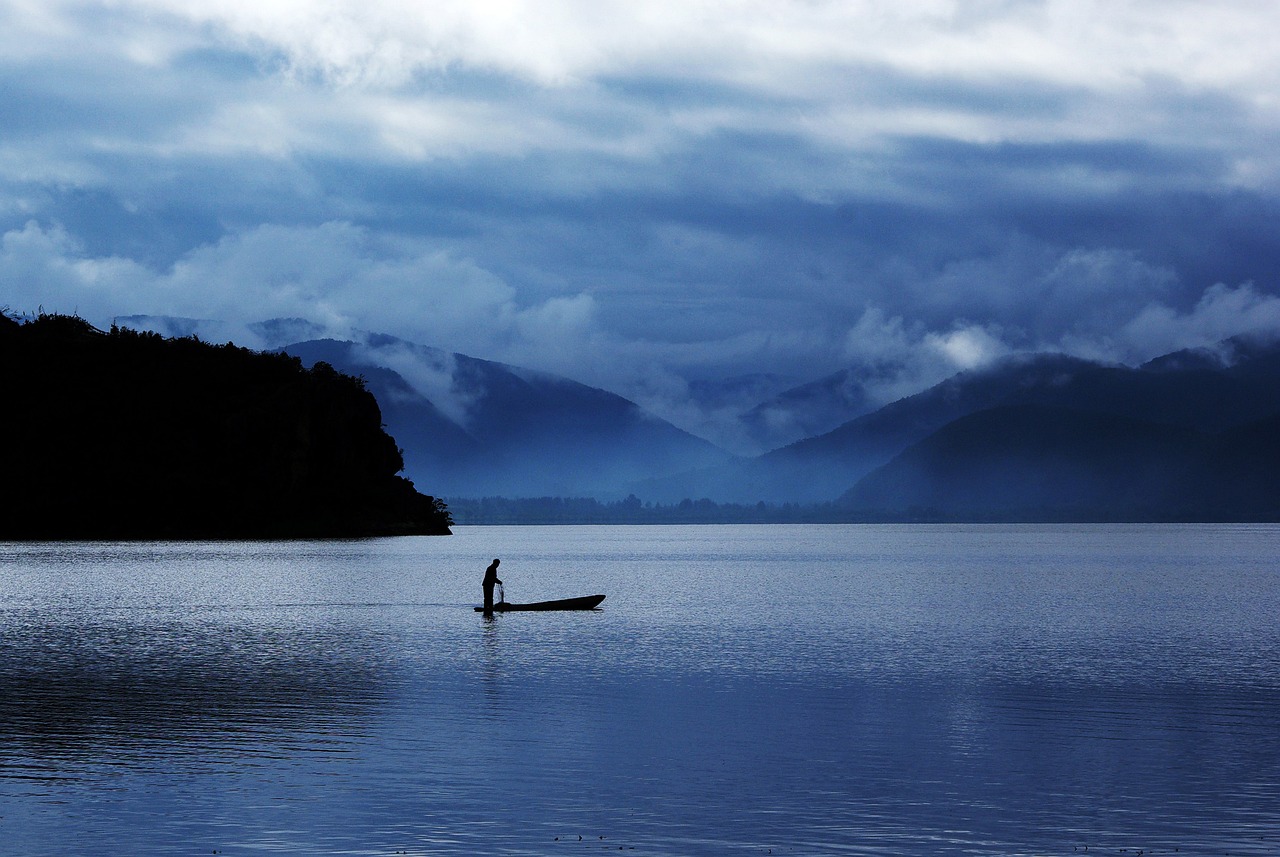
[839,404,1280,521]
[736,368,879,452]
[839,405,1207,519]
[283,336,735,498]
[283,340,481,460]
[1207,412,1280,519]
[634,352,1104,503]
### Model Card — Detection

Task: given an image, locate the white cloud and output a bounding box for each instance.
[843,307,914,367]
[7,1,1280,185]
[503,292,599,367]
[4,0,1280,464]
[0,221,154,319]
[925,324,1008,370]
[1112,282,1280,362]
[843,307,1010,403]
[353,339,479,427]
[896,245,1182,348]
[86,0,1278,101]
[1035,248,1179,334]
[0,219,606,371]
[829,277,1280,417]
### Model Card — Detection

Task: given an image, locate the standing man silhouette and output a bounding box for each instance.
[482,558,503,615]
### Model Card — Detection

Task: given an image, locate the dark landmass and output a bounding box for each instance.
[0,312,451,538]
[840,404,1280,522]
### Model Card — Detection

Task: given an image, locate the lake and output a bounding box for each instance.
[1,524,1278,856]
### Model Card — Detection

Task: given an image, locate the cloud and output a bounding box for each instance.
[352,339,479,427]
[1111,282,1280,363]
[841,307,1010,405]
[837,274,1280,414]
[6,1,1280,185]
[0,219,604,368]
[82,1,1280,106]
[1027,247,1178,342]
[926,325,1009,370]
[0,221,154,319]
[154,221,527,343]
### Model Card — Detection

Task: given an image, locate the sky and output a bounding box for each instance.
[4,0,1280,443]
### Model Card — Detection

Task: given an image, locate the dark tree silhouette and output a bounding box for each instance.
[0,311,451,538]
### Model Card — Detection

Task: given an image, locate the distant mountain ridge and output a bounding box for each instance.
[736,367,880,452]
[632,352,1106,503]
[832,336,1280,520]
[116,315,738,499]
[635,336,1280,506]
[280,336,736,499]
[113,314,1280,518]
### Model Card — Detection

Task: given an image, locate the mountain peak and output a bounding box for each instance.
[277,335,735,499]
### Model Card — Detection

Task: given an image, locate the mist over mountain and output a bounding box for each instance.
[686,374,798,411]
[280,336,736,499]
[635,335,1280,505]
[833,336,1280,520]
[113,314,1280,517]
[118,315,738,498]
[736,368,881,453]
[633,352,1105,503]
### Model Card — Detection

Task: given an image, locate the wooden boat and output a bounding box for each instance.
[474,594,605,612]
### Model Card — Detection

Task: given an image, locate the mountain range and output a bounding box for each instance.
[640,338,1280,507]
[834,339,1280,520]
[116,315,1280,520]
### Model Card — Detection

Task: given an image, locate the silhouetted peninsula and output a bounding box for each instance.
[1,312,451,538]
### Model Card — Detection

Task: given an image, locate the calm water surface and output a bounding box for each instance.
[0,524,1277,856]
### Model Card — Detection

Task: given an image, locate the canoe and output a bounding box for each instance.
[474,594,605,612]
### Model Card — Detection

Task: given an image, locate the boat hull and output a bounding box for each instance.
[474,594,605,612]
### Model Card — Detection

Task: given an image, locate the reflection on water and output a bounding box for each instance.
[0,618,386,777]
[0,527,1278,856]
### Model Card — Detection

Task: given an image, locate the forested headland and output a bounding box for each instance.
[1,311,451,538]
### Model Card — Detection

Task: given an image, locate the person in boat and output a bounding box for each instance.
[482,558,503,615]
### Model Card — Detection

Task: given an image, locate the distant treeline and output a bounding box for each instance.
[1,311,452,538]
[447,490,1280,526]
[450,495,854,525]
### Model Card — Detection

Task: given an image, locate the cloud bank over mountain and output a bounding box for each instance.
[4,1,1280,450]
